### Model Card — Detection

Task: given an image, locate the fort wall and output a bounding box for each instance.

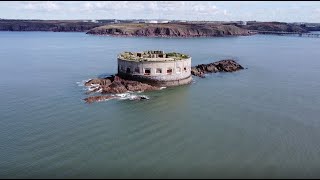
[117,55,192,87]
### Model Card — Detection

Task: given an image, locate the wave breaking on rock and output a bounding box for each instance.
[83,75,160,103]
[83,93,150,104]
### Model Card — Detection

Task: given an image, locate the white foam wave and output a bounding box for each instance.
[115,92,149,101]
[116,93,130,99]
[77,79,92,87]
[90,83,100,87]
[79,79,151,103]
[94,96,116,103]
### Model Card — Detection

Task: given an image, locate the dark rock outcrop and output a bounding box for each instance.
[85,75,160,95]
[84,75,158,103]
[84,95,116,103]
[191,59,244,77]
[85,78,112,86]
[214,59,244,72]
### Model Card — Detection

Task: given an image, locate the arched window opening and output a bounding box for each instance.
[135,67,140,74]
[156,68,162,74]
[144,68,151,75]
[126,67,131,73]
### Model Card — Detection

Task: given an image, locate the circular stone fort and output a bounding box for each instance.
[117,50,192,87]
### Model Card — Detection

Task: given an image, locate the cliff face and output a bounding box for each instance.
[86,23,251,37]
[0,20,103,32]
[242,22,308,33]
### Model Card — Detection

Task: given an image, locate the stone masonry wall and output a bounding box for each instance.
[117,58,191,81]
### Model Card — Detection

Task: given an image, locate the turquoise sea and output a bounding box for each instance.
[0,32,320,178]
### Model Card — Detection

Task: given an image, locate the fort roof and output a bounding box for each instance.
[118,50,190,62]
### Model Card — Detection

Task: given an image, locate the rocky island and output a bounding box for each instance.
[86,23,251,37]
[83,50,244,103]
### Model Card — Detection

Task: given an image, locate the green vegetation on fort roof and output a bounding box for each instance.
[118,51,190,61]
[166,52,189,59]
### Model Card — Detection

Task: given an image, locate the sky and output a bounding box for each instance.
[0,1,320,23]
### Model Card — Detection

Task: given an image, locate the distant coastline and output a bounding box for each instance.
[1,19,319,37]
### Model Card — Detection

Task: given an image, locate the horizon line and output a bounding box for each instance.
[0,18,318,24]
